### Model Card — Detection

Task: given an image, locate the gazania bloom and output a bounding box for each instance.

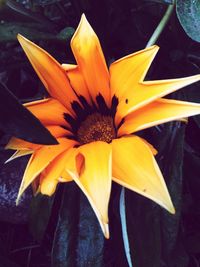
[6,14,200,238]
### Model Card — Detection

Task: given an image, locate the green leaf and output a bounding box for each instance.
[52,184,80,267]
[184,148,200,203]
[29,193,55,241]
[57,27,75,41]
[0,22,74,42]
[25,0,62,6]
[76,192,104,267]
[145,0,174,4]
[0,83,58,145]
[125,190,161,267]
[5,0,57,30]
[158,123,188,266]
[52,184,105,267]
[183,148,200,255]
[176,0,200,42]
[0,23,54,42]
[182,83,200,128]
[124,122,187,267]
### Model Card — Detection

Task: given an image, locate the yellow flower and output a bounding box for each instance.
[6,14,200,238]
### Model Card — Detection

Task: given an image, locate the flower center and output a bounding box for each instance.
[77,113,116,144]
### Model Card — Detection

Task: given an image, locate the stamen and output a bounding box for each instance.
[77,113,116,144]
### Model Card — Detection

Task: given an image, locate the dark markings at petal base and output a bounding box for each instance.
[63,94,119,144]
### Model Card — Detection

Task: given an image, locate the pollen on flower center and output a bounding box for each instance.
[77,113,116,144]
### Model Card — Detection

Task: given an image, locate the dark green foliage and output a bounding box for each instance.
[0,83,57,144]
[29,193,55,241]
[124,123,187,267]
[52,184,105,267]
[176,0,200,42]
[159,124,188,267]
[75,193,105,267]
[52,184,80,267]
[0,23,74,42]
[126,192,161,267]
[146,0,174,4]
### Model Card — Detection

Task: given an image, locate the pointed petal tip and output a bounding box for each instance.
[16,195,20,206]
[102,221,110,239]
[4,157,13,164]
[81,13,86,20]
[168,204,176,215]
[71,12,93,46]
[162,199,175,215]
[17,34,33,55]
[17,34,28,44]
[144,44,159,54]
[156,183,176,215]
[80,13,89,26]
[150,44,159,50]
[17,33,22,40]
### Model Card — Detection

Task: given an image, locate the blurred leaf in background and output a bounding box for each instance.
[176,0,200,43]
[0,83,58,144]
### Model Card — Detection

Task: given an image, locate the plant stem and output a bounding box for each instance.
[146,3,175,48]
[120,187,133,267]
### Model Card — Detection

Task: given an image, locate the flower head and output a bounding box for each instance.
[6,14,200,238]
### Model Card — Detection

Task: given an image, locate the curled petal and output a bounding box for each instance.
[66,141,112,238]
[40,148,75,196]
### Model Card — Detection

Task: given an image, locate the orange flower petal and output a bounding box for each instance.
[63,64,92,104]
[46,125,71,138]
[16,138,76,204]
[17,34,79,113]
[59,170,74,182]
[5,125,70,151]
[57,147,79,183]
[5,150,33,163]
[118,98,200,136]
[25,98,69,127]
[40,148,74,196]
[110,45,159,98]
[71,14,110,106]
[112,136,175,214]
[5,138,40,151]
[66,141,112,238]
[115,74,200,123]
[140,137,158,156]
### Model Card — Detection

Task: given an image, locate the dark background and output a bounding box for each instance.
[1,1,200,266]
